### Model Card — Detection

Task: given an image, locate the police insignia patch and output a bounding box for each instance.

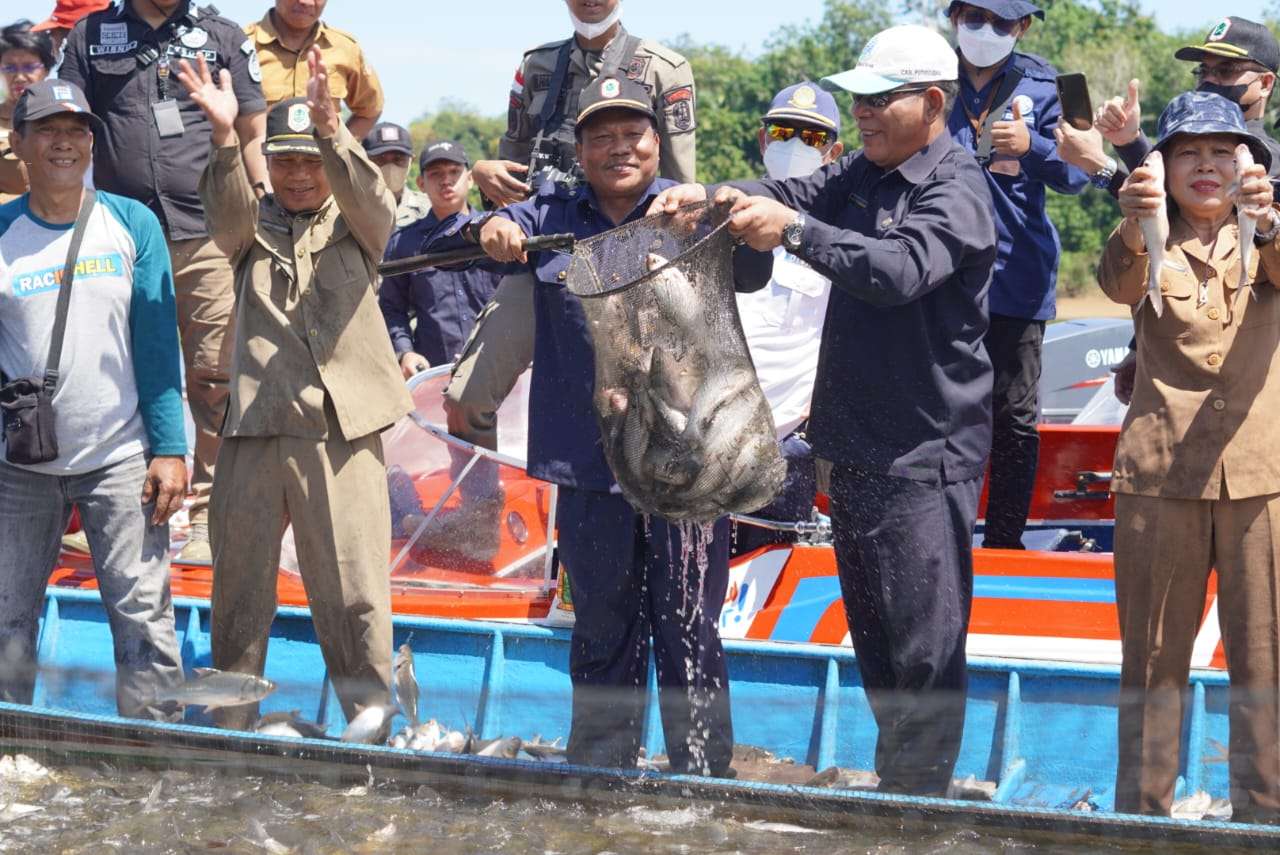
[181,28,208,49]
[790,85,818,109]
[248,50,262,83]
[287,103,310,131]
[625,55,651,82]
[601,78,621,98]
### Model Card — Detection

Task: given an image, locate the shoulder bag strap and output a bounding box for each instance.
[43,190,98,394]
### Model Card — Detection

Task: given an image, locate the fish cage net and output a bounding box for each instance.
[565,201,786,522]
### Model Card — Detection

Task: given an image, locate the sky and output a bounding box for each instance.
[9,1,1275,126]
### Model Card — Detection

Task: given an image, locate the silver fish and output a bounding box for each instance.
[1139,151,1169,317]
[153,668,275,711]
[472,736,522,759]
[646,253,701,330]
[340,704,394,744]
[254,710,329,740]
[437,730,468,754]
[393,644,420,728]
[1235,144,1259,299]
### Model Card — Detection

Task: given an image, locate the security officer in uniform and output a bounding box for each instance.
[361,121,430,227]
[655,24,997,796]
[433,75,770,775]
[179,49,411,731]
[946,1,1088,549]
[59,0,268,563]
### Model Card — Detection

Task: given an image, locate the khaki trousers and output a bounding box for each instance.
[169,237,235,530]
[209,416,393,731]
[1114,490,1280,821]
[443,272,536,450]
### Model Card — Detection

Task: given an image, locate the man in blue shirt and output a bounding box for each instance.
[380,140,502,377]
[946,1,1088,548]
[455,75,771,775]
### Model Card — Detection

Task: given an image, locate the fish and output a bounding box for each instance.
[521,736,567,761]
[0,802,44,825]
[437,729,468,754]
[393,643,420,728]
[254,710,329,740]
[340,704,394,744]
[1139,151,1169,317]
[472,736,522,759]
[243,817,292,854]
[407,719,443,752]
[151,669,275,711]
[1235,143,1259,298]
[646,253,701,330]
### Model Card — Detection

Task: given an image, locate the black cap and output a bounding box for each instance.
[1175,17,1280,74]
[264,97,320,156]
[362,122,413,158]
[12,79,103,134]
[418,139,468,170]
[575,75,656,134]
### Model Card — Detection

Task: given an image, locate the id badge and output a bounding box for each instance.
[151,99,185,138]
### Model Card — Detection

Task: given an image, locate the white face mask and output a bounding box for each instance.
[957,24,1017,69]
[764,137,826,181]
[567,1,623,40]
[379,162,409,197]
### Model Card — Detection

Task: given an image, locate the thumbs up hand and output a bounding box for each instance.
[1095,78,1142,147]
[991,97,1032,158]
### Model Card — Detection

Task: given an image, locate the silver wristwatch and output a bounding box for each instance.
[781,212,806,253]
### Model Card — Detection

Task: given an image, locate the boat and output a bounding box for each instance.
[2,585,1275,848]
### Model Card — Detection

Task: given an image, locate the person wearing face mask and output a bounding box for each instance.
[360,122,430,228]
[0,21,56,204]
[731,82,843,555]
[946,1,1089,551]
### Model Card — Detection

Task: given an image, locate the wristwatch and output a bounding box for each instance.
[1089,156,1117,190]
[781,213,806,253]
[1254,209,1280,245]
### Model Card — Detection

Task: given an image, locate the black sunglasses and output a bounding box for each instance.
[957,8,1022,36]
[852,85,935,111]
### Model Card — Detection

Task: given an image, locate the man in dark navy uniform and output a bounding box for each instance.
[655,23,997,796]
[437,75,771,776]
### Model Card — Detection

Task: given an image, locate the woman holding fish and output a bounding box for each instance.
[1100,90,1280,822]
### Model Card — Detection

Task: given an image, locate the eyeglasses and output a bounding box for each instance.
[852,85,934,111]
[956,8,1021,36]
[0,63,44,75]
[764,123,834,148]
[1192,62,1266,82]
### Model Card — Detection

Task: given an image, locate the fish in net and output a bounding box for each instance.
[566,201,786,522]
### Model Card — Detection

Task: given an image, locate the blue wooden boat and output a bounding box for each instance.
[3,586,1276,848]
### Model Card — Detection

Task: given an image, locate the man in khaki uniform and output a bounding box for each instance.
[246,0,383,140]
[1101,91,1280,822]
[435,0,698,555]
[180,50,411,730]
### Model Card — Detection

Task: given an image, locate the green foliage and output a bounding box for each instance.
[400,1,1280,294]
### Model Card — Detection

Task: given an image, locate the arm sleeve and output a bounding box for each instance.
[498,55,536,165]
[317,123,396,261]
[378,231,417,356]
[226,30,268,114]
[1116,133,1153,174]
[1021,92,1089,194]
[125,204,187,457]
[1097,224,1150,306]
[791,175,996,307]
[344,43,385,120]
[1255,205,1280,290]
[198,143,258,264]
[730,158,854,225]
[655,64,697,184]
[57,23,89,94]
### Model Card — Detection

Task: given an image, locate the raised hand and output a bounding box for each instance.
[1095,79,1142,148]
[176,54,239,145]
[991,98,1031,158]
[305,46,341,139]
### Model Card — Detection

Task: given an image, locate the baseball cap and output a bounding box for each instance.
[418,139,468,171]
[361,122,413,158]
[1151,90,1271,171]
[945,1,1044,21]
[575,75,657,131]
[1174,17,1280,74]
[264,97,320,156]
[820,25,959,96]
[763,82,841,135]
[30,0,111,32]
[12,79,103,134]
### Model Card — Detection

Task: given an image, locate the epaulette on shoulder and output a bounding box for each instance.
[1015,52,1059,80]
[525,37,573,58]
[321,23,361,45]
[640,40,689,68]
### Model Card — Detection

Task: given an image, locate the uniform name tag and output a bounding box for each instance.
[152,99,185,137]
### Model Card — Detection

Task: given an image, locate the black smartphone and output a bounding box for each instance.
[1056,73,1094,131]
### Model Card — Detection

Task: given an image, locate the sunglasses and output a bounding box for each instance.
[765,122,834,148]
[0,62,44,75]
[1191,62,1267,82]
[852,85,934,111]
[957,8,1021,36]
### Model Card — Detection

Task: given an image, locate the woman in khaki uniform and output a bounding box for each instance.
[1101,90,1280,822]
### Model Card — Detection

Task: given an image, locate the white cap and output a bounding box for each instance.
[820,25,958,96]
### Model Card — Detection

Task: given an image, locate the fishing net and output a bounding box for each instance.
[566,201,786,522]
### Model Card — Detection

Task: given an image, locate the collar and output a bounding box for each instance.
[577,176,666,224]
[256,11,327,48]
[1169,214,1238,266]
[122,0,193,30]
[895,130,953,184]
[957,50,1017,95]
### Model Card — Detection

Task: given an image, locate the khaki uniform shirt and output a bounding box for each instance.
[498,27,696,183]
[199,123,411,442]
[0,102,24,206]
[245,13,383,120]
[1099,214,1280,500]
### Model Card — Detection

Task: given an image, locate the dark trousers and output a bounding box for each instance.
[983,313,1045,548]
[733,430,816,556]
[830,466,981,795]
[556,487,734,775]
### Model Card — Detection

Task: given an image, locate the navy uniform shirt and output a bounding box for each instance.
[379,210,503,367]
[61,2,266,241]
[735,132,997,485]
[947,52,1088,321]
[435,179,771,490]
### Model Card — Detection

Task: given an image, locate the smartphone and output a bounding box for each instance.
[1056,73,1094,131]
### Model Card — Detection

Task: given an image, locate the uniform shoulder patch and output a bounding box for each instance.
[240,37,255,55]
[641,40,689,68]
[660,84,695,133]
